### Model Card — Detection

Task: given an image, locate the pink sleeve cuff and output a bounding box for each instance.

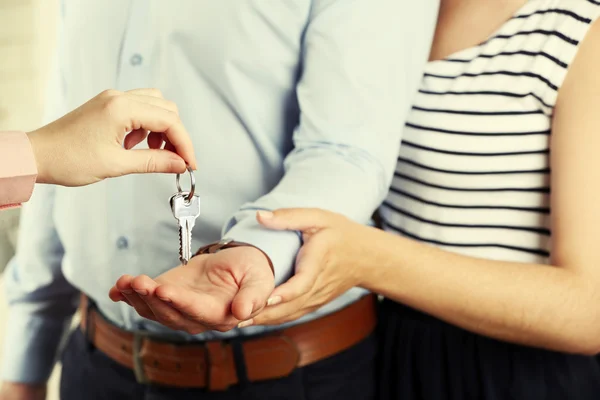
[0,131,38,209]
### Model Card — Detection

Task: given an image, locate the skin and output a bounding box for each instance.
[245,0,600,356]
[28,88,197,186]
[108,246,275,334]
[0,88,197,399]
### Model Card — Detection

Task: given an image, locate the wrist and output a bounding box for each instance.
[26,130,51,184]
[358,227,416,302]
[195,238,275,275]
[353,225,392,289]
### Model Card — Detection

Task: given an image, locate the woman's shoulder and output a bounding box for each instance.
[529,0,600,17]
[528,0,600,39]
[555,4,600,103]
[508,0,600,113]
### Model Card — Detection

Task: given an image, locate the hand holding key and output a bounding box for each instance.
[29,88,197,186]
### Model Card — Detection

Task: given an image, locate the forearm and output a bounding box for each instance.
[225,152,386,285]
[359,227,600,354]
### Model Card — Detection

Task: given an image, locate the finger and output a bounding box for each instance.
[124,128,149,149]
[116,275,156,320]
[120,100,197,169]
[125,293,157,320]
[239,298,305,327]
[109,285,122,302]
[116,148,187,175]
[160,119,197,170]
[130,274,159,296]
[147,131,165,149]
[125,93,179,115]
[256,208,334,232]
[125,88,164,98]
[108,286,131,305]
[231,268,275,321]
[155,284,231,326]
[131,275,192,331]
[265,240,326,306]
[115,274,136,293]
[144,297,193,332]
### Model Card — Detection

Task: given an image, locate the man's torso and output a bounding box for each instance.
[54,0,365,339]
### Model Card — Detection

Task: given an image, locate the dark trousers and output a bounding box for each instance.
[59,328,376,400]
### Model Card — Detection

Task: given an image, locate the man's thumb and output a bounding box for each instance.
[120,149,186,175]
[231,278,273,321]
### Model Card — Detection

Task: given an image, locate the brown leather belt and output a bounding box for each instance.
[79,294,376,390]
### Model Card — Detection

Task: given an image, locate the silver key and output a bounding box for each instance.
[171,165,200,265]
[171,192,200,264]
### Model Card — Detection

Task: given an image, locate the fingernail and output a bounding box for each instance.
[267,296,282,306]
[121,289,134,295]
[169,153,183,161]
[157,296,172,303]
[134,289,148,296]
[257,210,274,220]
[238,319,254,328]
[171,158,186,170]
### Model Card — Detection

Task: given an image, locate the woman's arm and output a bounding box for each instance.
[361,18,600,354]
[249,20,600,355]
[0,88,197,208]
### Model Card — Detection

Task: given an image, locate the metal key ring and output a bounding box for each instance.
[176,165,195,203]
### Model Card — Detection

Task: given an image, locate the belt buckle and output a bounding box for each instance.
[133,331,149,385]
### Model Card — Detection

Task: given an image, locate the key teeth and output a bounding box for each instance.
[174,215,194,265]
[179,226,184,264]
[177,221,192,265]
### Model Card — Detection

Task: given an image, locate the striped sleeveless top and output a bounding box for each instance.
[380,0,600,264]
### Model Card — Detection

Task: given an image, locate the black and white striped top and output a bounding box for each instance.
[381,0,600,263]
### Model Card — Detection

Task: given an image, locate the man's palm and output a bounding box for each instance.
[109,246,275,334]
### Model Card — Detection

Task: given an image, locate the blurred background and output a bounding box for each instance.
[0,0,60,398]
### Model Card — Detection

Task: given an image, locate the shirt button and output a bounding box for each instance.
[130,53,143,66]
[116,236,129,250]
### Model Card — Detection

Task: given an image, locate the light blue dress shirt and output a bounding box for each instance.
[1,0,439,383]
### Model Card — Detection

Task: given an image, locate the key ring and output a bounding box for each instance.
[176,165,195,203]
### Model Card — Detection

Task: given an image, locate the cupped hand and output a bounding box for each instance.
[240,209,370,327]
[28,88,197,186]
[109,246,274,334]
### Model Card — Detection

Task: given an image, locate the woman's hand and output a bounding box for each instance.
[27,88,197,186]
[239,208,372,327]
